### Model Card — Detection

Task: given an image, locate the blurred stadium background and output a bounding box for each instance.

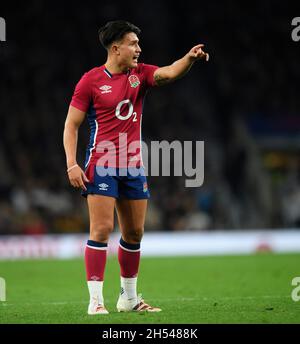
[1,1,300,325]
[0,1,300,255]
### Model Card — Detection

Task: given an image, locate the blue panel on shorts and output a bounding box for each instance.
[81,166,150,200]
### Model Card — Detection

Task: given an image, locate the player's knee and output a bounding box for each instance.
[124,227,144,244]
[90,221,114,242]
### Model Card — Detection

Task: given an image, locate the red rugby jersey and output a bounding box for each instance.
[70,63,158,168]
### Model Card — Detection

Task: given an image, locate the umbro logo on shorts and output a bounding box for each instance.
[98,183,109,191]
[99,85,112,94]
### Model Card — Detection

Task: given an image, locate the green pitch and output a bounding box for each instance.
[0,253,299,324]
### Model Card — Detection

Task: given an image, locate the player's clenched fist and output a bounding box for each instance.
[188,44,209,62]
[67,164,89,191]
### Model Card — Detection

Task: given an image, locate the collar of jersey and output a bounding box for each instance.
[103,65,130,78]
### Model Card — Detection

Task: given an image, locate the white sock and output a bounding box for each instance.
[120,277,137,300]
[87,281,104,305]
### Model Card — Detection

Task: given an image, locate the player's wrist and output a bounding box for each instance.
[185,53,196,64]
[67,160,77,168]
[67,163,79,173]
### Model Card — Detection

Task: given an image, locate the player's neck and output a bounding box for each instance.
[104,60,130,75]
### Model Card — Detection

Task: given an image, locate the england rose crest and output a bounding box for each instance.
[128,75,140,88]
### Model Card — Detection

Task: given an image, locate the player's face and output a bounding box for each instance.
[117,32,141,68]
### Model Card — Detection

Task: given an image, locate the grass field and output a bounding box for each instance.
[0,253,299,324]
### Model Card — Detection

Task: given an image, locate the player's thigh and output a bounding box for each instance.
[87,195,116,239]
[115,199,148,243]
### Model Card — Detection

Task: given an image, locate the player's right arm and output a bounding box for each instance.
[63,105,89,190]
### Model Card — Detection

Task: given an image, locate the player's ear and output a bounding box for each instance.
[111,43,120,55]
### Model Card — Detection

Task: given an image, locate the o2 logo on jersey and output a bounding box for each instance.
[291,17,300,42]
[128,75,140,88]
[291,277,300,302]
[115,99,137,122]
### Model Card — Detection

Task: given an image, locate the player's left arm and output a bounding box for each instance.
[153,44,209,86]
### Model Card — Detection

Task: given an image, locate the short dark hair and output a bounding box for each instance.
[98,20,141,49]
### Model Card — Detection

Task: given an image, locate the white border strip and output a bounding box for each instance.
[0,230,300,259]
[85,119,98,169]
[119,243,141,253]
[104,69,112,78]
[86,245,107,251]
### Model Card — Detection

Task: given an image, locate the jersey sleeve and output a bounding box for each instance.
[140,63,159,89]
[70,73,92,112]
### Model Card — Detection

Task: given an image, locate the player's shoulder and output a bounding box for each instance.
[132,63,159,76]
[81,66,103,80]
[133,63,151,73]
